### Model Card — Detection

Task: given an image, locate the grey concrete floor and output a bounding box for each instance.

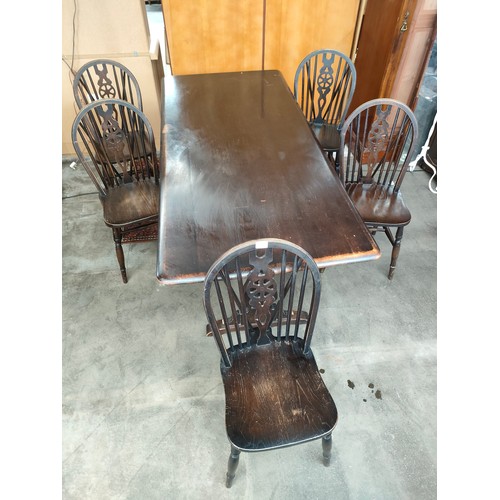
[62,158,437,499]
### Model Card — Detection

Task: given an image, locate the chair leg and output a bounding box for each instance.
[388,226,404,280]
[333,152,340,175]
[322,433,332,466]
[226,445,240,488]
[112,227,128,283]
[326,151,340,174]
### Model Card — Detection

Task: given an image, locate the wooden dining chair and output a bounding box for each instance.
[339,98,419,280]
[203,239,338,488]
[71,98,160,283]
[73,59,143,110]
[293,49,356,172]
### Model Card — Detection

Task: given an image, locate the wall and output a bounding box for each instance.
[62,0,161,156]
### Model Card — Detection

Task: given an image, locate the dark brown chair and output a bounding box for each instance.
[73,59,143,110]
[293,49,356,172]
[203,238,338,488]
[71,98,160,283]
[339,98,418,279]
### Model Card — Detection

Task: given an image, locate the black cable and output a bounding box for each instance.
[71,0,77,73]
[62,0,78,80]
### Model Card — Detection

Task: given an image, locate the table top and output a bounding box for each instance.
[157,70,380,284]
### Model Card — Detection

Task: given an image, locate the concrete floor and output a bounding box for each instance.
[62,158,437,499]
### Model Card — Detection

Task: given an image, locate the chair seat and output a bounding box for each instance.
[101,180,160,226]
[346,183,411,226]
[311,123,341,152]
[222,341,338,452]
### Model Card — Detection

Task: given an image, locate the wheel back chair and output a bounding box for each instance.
[73,59,143,110]
[72,59,153,168]
[203,238,338,488]
[339,98,418,280]
[293,49,356,172]
[71,98,160,283]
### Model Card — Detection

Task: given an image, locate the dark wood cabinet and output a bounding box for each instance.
[350,0,436,112]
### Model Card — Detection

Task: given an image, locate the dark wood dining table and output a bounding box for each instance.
[156,70,380,284]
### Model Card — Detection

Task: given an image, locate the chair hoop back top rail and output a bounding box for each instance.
[204,238,322,367]
[71,98,160,283]
[340,98,418,191]
[339,98,419,279]
[203,238,337,487]
[73,59,143,111]
[293,49,357,170]
[72,99,159,196]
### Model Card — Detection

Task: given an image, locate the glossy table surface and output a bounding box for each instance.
[157,70,380,284]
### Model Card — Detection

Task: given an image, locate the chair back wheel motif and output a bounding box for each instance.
[293,49,356,170]
[73,59,143,111]
[339,98,419,279]
[71,99,160,283]
[203,239,338,487]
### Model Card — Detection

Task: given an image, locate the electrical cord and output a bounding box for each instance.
[62,192,98,200]
[408,114,437,194]
[62,0,78,87]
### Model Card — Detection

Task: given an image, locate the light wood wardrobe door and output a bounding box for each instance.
[163,0,360,91]
[265,0,359,90]
[163,0,265,75]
